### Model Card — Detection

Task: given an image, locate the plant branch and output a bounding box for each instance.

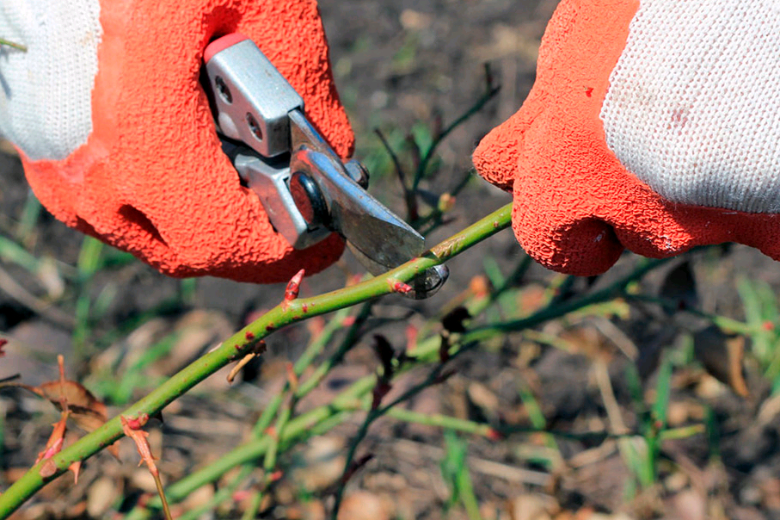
[0,204,512,518]
[412,64,499,190]
[0,38,26,51]
[121,250,677,519]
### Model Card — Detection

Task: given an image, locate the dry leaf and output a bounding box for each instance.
[507,493,556,520]
[693,326,749,397]
[33,378,109,431]
[338,491,393,520]
[5,355,119,457]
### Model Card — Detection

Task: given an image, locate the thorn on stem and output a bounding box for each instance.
[284,269,305,303]
[36,410,70,465]
[121,415,173,520]
[121,415,158,475]
[485,428,504,441]
[69,460,82,484]
[387,278,413,295]
[227,342,266,384]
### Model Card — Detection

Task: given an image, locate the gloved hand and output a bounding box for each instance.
[0,0,353,283]
[474,0,780,276]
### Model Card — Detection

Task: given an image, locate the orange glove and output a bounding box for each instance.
[0,0,353,283]
[474,0,780,276]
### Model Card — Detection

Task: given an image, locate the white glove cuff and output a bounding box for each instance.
[601,0,780,213]
[0,0,101,161]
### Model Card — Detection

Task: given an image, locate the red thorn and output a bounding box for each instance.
[486,428,504,441]
[265,324,276,332]
[302,303,309,313]
[284,269,305,302]
[39,437,64,462]
[121,415,158,477]
[388,278,413,294]
[763,320,774,331]
[245,331,256,341]
[36,411,69,464]
[69,460,82,484]
[269,470,283,482]
[124,413,149,430]
[342,316,356,327]
[232,490,252,502]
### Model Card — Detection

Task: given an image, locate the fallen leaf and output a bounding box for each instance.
[338,491,393,520]
[6,355,118,456]
[693,326,749,397]
[507,493,556,520]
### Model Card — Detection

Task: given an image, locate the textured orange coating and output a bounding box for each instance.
[474,0,780,276]
[19,0,354,283]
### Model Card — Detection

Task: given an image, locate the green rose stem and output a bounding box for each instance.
[0,203,512,518]
[128,249,677,519]
[0,38,27,51]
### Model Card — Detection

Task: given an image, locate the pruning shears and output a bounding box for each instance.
[203,34,447,298]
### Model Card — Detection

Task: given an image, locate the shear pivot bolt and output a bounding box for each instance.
[290,172,328,229]
[345,160,370,188]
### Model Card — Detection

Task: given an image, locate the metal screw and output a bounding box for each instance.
[214,76,232,104]
[289,172,329,228]
[246,113,263,141]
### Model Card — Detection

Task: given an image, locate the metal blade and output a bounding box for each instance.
[287,109,425,274]
[290,146,425,273]
[336,202,425,274]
